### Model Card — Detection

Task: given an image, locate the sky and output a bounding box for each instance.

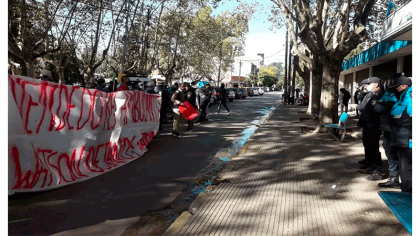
[211,0,287,66]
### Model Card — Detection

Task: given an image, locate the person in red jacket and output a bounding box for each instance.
[117,76,130,91]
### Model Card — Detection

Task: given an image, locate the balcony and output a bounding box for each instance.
[381,1,412,41]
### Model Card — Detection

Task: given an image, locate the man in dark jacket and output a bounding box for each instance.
[387,73,412,193]
[374,87,399,188]
[196,85,210,122]
[97,78,107,92]
[217,83,231,115]
[171,82,186,137]
[156,81,170,131]
[185,83,198,132]
[356,77,384,181]
[339,88,351,115]
[145,81,157,94]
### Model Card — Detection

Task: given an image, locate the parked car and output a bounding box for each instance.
[227,89,235,102]
[256,87,264,95]
[239,88,248,99]
[231,88,242,99]
[252,88,259,96]
[245,87,253,97]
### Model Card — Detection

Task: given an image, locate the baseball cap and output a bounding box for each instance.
[388,73,412,88]
[364,77,381,84]
[360,78,369,86]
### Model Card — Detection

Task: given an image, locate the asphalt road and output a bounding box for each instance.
[8,91,282,236]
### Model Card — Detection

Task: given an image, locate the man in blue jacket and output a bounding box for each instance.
[387,73,412,193]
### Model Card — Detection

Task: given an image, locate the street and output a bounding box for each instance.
[8,91,282,236]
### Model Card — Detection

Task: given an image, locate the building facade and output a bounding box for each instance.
[339,1,412,103]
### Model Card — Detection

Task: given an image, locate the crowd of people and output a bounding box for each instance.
[33,70,230,138]
[350,73,412,193]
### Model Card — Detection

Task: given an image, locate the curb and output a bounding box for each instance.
[161,106,277,236]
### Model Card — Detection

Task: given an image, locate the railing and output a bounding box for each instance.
[381,1,412,40]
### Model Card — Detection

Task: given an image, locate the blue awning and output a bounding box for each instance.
[342,41,412,71]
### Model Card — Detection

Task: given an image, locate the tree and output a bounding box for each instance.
[259,65,277,86]
[271,0,376,131]
[8,0,79,77]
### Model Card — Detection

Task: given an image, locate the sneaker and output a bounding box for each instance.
[378,177,400,188]
[360,165,369,169]
[367,171,383,181]
[172,132,181,137]
[187,128,194,132]
[227,112,231,116]
[358,160,368,165]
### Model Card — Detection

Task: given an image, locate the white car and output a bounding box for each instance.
[252,88,259,96]
[256,87,264,95]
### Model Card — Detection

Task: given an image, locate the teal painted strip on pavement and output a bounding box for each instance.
[342,41,412,71]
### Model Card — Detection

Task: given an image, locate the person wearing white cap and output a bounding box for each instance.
[41,70,54,82]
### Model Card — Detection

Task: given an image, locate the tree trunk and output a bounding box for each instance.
[58,67,65,84]
[317,60,341,131]
[307,57,323,117]
[26,60,35,78]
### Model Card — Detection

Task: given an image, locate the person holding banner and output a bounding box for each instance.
[171,82,187,137]
[41,70,54,82]
[117,76,130,91]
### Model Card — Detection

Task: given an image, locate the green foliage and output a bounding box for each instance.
[259,65,277,86]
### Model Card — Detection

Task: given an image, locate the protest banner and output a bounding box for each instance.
[8,75,161,195]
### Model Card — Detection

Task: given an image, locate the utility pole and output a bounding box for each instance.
[291,22,298,102]
[287,34,292,104]
[238,60,242,87]
[284,30,289,98]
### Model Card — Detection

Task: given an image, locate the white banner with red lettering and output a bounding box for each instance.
[8,75,161,195]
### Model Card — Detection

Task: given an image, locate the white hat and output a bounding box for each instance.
[41,70,52,78]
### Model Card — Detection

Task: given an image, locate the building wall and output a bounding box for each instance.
[356,68,370,83]
[403,55,412,77]
[373,59,398,80]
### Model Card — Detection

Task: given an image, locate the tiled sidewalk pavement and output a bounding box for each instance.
[177,105,409,236]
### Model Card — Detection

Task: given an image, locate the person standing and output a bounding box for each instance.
[356,77,384,181]
[217,83,231,115]
[145,81,157,94]
[171,82,186,137]
[387,73,412,193]
[196,86,209,123]
[204,83,212,121]
[339,88,351,115]
[185,83,199,132]
[156,81,170,131]
[41,70,54,82]
[374,88,399,188]
[97,78,107,92]
[116,76,130,91]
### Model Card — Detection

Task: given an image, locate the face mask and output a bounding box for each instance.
[365,85,373,92]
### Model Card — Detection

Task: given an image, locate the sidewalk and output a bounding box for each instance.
[174,105,409,236]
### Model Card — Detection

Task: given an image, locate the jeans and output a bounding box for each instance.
[172,109,182,133]
[217,99,230,113]
[382,131,399,177]
[198,101,208,122]
[339,103,348,115]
